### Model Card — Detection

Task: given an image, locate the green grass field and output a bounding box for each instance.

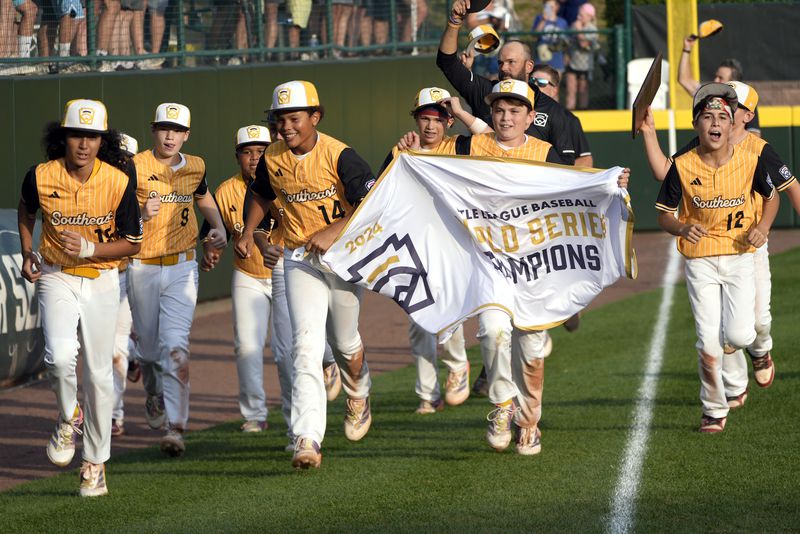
[2,248,799,533]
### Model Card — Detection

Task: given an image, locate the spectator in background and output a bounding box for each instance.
[331,0,354,58]
[95,0,121,69]
[532,63,593,167]
[148,0,167,66]
[532,0,567,74]
[263,0,279,52]
[557,0,585,27]
[112,0,148,70]
[362,0,389,54]
[564,2,597,110]
[12,0,38,57]
[399,0,427,49]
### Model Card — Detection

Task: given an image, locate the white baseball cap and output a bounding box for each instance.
[485,79,536,108]
[119,133,139,156]
[270,80,321,113]
[61,99,108,133]
[152,102,191,129]
[727,81,759,112]
[412,87,451,114]
[235,125,271,148]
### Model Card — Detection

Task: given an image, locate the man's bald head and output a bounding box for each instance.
[498,40,534,82]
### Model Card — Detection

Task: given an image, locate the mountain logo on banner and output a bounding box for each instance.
[345,233,435,314]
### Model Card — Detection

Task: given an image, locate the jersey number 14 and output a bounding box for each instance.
[318,200,345,225]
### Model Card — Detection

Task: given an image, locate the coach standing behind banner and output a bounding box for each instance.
[437,0,585,166]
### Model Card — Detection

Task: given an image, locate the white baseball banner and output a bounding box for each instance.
[322,152,636,337]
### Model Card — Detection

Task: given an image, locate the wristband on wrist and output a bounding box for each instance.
[448,14,463,27]
[682,48,691,53]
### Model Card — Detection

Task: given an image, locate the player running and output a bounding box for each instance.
[642,82,798,404]
[378,87,471,415]
[654,83,779,433]
[237,80,375,469]
[18,99,142,496]
[127,103,227,457]
[399,80,628,455]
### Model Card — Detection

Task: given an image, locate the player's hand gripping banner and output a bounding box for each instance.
[322,153,636,337]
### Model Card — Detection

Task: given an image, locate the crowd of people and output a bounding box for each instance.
[0,0,606,105]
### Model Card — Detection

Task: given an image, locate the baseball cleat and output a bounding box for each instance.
[344,396,372,441]
[46,404,84,467]
[515,425,542,456]
[145,393,166,429]
[486,401,515,451]
[471,367,489,397]
[323,363,342,402]
[240,420,268,433]
[285,439,296,453]
[726,389,748,409]
[415,398,445,415]
[699,414,727,433]
[79,461,108,497]
[111,419,125,437]
[160,426,186,457]
[127,360,141,383]
[749,351,775,388]
[444,362,470,406]
[291,437,322,469]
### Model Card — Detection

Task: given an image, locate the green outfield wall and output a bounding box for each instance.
[2,56,798,301]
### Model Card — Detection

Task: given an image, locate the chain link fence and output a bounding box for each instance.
[0,0,626,108]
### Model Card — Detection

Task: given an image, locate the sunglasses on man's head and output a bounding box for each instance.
[533,77,555,88]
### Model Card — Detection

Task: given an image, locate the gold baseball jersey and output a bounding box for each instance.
[132,150,208,259]
[656,146,775,258]
[20,158,143,269]
[673,133,797,219]
[455,132,562,163]
[213,174,284,278]
[251,132,374,250]
[378,135,460,175]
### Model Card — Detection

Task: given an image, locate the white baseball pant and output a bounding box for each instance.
[285,251,370,445]
[749,242,772,357]
[408,321,467,401]
[127,256,198,429]
[685,253,756,418]
[112,270,137,422]
[232,258,335,433]
[511,328,548,430]
[39,263,120,464]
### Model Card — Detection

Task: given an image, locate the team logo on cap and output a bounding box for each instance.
[79,108,95,125]
[166,105,180,120]
[499,80,515,93]
[247,126,260,139]
[429,88,443,101]
[121,140,130,152]
[278,88,291,105]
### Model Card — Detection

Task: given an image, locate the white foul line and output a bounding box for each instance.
[607,241,683,534]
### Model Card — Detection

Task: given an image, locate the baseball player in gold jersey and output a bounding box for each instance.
[127,102,227,457]
[17,99,143,497]
[379,87,471,415]
[237,80,375,469]
[399,79,628,455]
[655,83,779,433]
[642,82,797,406]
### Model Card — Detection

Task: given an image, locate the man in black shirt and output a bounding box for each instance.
[437,0,578,165]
